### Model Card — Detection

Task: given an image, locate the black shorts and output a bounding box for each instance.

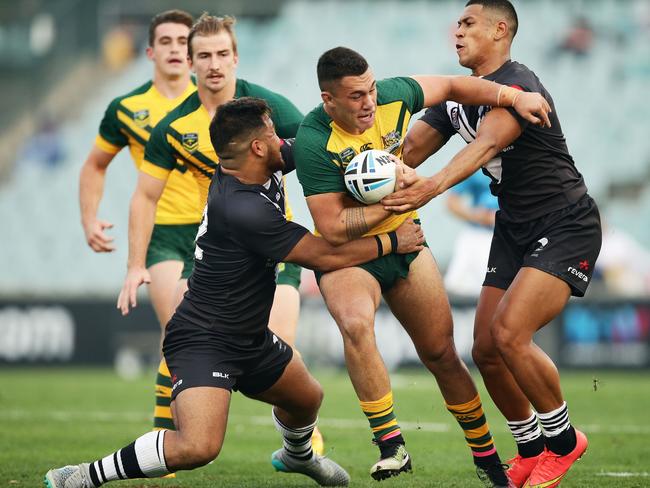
[483,194,602,297]
[163,319,293,400]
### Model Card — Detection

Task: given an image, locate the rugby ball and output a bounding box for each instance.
[344,149,396,204]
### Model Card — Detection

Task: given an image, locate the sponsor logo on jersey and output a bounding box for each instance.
[182,132,199,153]
[337,147,356,166]
[133,109,150,128]
[567,266,589,282]
[450,106,460,130]
[579,259,589,270]
[382,130,402,154]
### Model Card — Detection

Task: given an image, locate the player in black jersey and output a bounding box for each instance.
[44,97,424,488]
[383,2,601,487]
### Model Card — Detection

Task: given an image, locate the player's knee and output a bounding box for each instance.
[337,311,376,348]
[471,334,500,369]
[176,436,222,468]
[418,337,458,370]
[491,313,527,354]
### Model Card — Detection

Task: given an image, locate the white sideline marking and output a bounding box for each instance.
[597,472,650,477]
[3,409,650,435]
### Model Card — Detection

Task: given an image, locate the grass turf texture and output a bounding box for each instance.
[1,368,648,487]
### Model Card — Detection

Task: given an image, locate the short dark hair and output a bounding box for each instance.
[148,10,194,47]
[210,97,271,160]
[317,47,369,91]
[188,13,237,59]
[465,0,518,39]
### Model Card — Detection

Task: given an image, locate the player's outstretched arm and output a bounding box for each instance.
[412,75,551,127]
[285,218,424,272]
[117,172,166,315]
[402,122,449,168]
[383,108,522,213]
[79,146,117,252]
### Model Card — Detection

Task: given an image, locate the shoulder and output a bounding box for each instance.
[495,61,541,91]
[155,92,201,132]
[377,77,422,104]
[103,80,152,115]
[237,79,287,103]
[295,107,331,150]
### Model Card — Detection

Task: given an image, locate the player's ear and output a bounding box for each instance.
[494,20,508,41]
[321,91,333,106]
[145,46,154,61]
[250,138,265,158]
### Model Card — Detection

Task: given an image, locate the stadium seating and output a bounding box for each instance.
[1,0,648,295]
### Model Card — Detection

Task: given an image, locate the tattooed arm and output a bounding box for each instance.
[305,193,393,245]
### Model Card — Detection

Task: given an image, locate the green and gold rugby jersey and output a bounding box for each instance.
[142,79,303,219]
[295,77,424,236]
[96,80,202,225]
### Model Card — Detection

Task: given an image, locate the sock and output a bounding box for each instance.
[538,402,576,455]
[360,391,403,445]
[153,358,175,430]
[446,394,502,468]
[507,412,545,458]
[273,408,315,461]
[88,430,170,486]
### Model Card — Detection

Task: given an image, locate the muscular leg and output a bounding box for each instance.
[319,267,385,400]
[166,388,231,469]
[473,286,533,421]
[383,249,475,403]
[268,284,301,346]
[384,250,508,485]
[490,267,571,412]
[147,260,185,336]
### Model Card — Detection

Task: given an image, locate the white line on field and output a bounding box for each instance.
[597,472,650,477]
[3,410,650,435]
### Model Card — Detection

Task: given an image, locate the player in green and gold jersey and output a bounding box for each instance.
[115,14,324,454]
[294,46,550,486]
[79,10,200,438]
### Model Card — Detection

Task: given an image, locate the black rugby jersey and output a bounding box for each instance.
[421,60,587,223]
[172,140,307,335]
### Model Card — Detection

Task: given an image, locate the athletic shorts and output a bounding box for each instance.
[146,223,199,279]
[483,194,602,297]
[163,319,293,400]
[276,262,302,290]
[315,246,424,292]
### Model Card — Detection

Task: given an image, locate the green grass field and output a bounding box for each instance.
[1,367,648,487]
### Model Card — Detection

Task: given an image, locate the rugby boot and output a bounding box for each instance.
[523,430,587,488]
[272,448,350,486]
[44,464,94,488]
[370,443,412,481]
[476,461,516,487]
[506,453,543,487]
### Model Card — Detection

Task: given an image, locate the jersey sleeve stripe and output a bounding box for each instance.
[140,160,172,180]
[116,110,151,144]
[94,135,122,155]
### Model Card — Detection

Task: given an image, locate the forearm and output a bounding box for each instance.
[79,163,106,227]
[427,139,498,199]
[447,76,520,109]
[127,193,157,269]
[311,234,394,272]
[327,204,392,244]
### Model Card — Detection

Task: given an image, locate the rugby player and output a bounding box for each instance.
[386,1,601,486]
[114,13,327,451]
[293,46,549,485]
